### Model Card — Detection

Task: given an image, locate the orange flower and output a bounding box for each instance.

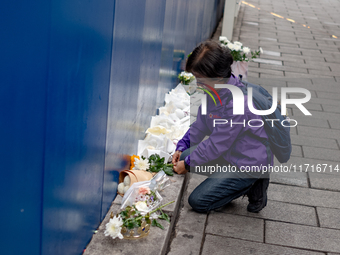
[130,155,140,170]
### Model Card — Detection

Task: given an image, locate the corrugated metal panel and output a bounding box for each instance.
[0,0,224,254]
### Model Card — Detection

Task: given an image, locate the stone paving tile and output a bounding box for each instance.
[306,97,340,107]
[291,102,323,112]
[266,221,340,253]
[284,61,331,71]
[284,72,330,79]
[259,63,308,73]
[215,197,317,226]
[309,69,338,77]
[316,91,340,100]
[287,81,340,94]
[174,206,207,233]
[317,207,340,230]
[329,119,340,130]
[290,134,339,150]
[322,104,340,114]
[269,169,308,187]
[294,110,340,121]
[206,212,264,242]
[309,172,340,192]
[303,146,340,161]
[291,145,303,157]
[167,229,202,255]
[297,125,340,140]
[290,116,329,128]
[268,183,340,209]
[202,235,324,255]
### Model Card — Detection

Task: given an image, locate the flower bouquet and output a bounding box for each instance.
[120,180,163,212]
[178,71,197,95]
[219,36,263,81]
[178,71,195,85]
[105,201,174,240]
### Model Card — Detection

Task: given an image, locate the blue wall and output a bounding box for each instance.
[0,0,223,254]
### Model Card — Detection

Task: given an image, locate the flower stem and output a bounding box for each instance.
[134,201,175,221]
[150,200,175,214]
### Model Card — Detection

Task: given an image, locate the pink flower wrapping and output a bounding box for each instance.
[138,187,150,195]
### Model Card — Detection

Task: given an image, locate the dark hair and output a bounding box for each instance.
[186,40,233,78]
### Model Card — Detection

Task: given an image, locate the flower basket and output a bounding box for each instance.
[118,170,154,196]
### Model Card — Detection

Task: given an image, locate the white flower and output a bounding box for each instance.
[234,41,243,46]
[227,43,235,50]
[219,36,228,42]
[243,47,250,54]
[259,47,263,54]
[233,44,242,51]
[133,158,150,170]
[135,201,148,212]
[104,216,123,239]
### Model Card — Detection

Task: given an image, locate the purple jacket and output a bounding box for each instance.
[176,74,274,169]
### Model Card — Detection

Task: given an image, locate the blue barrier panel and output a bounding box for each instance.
[41,1,115,254]
[0,1,50,254]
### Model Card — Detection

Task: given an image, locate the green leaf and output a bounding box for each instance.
[158,210,170,223]
[151,219,164,230]
[120,210,128,218]
[163,165,173,176]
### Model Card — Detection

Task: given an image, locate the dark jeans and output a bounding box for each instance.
[180,145,266,213]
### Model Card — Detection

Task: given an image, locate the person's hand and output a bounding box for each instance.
[172,150,182,165]
[173,160,188,175]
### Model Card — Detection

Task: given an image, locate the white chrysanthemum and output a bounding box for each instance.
[234,44,242,51]
[104,216,123,239]
[259,47,263,54]
[243,47,250,54]
[133,158,150,170]
[135,201,148,212]
[227,43,235,50]
[234,41,243,46]
[219,36,230,44]
[219,36,227,42]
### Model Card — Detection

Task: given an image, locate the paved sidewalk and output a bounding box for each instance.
[168,0,340,254]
